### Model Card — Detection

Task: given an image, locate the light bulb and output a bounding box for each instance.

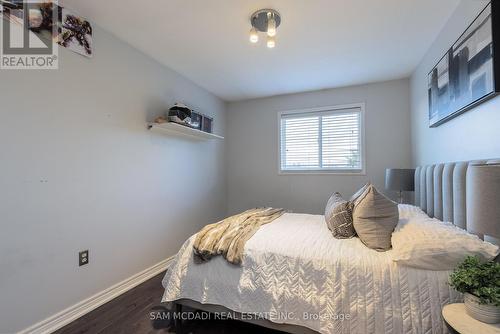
[267,13,276,37]
[267,36,276,48]
[249,27,259,43]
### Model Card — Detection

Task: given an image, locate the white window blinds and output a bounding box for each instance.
[280,105,363,172]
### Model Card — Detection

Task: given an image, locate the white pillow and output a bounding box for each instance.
[397,204,426,219]
[392,205,499,270]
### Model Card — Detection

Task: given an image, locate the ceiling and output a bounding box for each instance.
[60,0,460,102]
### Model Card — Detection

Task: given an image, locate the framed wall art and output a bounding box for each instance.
[428,1,500,127]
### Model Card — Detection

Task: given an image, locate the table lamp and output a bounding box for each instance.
[385,168,415,204]
[467,163,500,242]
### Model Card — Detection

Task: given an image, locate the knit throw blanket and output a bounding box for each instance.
[193,208,285,265]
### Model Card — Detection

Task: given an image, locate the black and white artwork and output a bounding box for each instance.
[58,8,93,58]
[428,3,498,127]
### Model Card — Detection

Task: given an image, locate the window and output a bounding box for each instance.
[279,104,364,173]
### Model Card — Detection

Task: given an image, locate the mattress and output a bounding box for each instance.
[162,206,462,334]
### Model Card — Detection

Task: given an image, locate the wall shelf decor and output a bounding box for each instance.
[148,122,224,140]
[428,1,500,127]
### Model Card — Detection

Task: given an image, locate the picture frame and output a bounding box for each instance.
[428,1,500,127]
[190,111,203,130]
[201,115,213,134]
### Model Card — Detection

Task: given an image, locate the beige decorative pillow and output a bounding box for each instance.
[325,192,356,239]
[350,182,370,203]
[352,184,399,251]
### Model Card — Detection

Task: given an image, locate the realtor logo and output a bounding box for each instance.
[1,0,58,69]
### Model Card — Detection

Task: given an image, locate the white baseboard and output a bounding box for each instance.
[18,256,175,334]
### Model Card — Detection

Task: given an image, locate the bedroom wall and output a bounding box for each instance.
[410,0,500,166]
[226,79,412,215]
[0,25,226,333]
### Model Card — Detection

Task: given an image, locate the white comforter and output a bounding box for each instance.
[162,206,461,333]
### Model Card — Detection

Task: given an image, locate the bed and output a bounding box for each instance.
[161,159,500,334]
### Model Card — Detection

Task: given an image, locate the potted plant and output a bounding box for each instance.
[449,256,500,323]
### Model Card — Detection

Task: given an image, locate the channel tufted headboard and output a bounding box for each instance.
[415,159,500,233]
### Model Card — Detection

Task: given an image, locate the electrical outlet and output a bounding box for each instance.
[79,250,89,266]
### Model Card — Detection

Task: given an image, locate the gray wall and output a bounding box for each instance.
[410,0,500,166]
[0,26,226,333]
[226,79,411,215]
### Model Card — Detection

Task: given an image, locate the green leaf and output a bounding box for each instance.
[448,256,500,306]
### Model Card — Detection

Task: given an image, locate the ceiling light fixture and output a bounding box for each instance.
[267,12,276,37]
[267,36,276,48]
[249,27,259,43]
[249,9,281,48]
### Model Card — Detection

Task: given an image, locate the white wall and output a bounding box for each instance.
[226,79,411,215]
[410,0,500,166]
[0,26,226,333]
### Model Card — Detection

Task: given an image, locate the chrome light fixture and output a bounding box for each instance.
[266,12,277,37]
[249,9,281,48]
[249,27,259,43]
[267,36,276,48]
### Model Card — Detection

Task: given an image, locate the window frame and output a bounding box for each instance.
[277,103,366,175]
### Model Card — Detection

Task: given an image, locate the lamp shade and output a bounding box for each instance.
[466,163,500,238]
[385,169,415,191]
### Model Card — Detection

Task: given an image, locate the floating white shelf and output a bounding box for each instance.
[148,122,224,140]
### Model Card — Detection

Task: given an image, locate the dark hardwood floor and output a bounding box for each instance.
[54,271,283,334]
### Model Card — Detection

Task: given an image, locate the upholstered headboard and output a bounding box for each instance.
[415,159,500,234]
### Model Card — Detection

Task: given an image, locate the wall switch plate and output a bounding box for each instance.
[79,250,89,266]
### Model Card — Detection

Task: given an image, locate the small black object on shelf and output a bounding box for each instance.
[167,103,212,133]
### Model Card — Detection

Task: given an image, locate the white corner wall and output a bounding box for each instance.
[410,0,500,166]
[226,79,412,215]
[0,26,226,333]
